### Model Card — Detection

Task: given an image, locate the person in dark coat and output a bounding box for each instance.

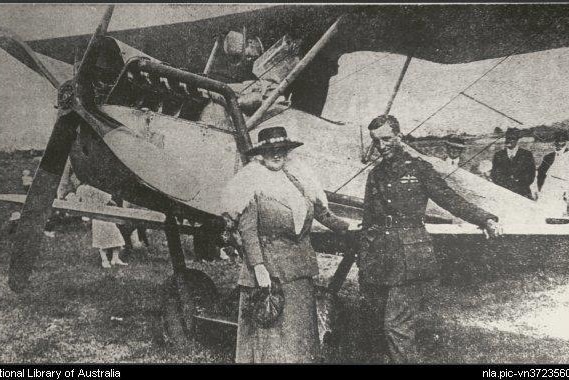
[359,115,501,363]
[223,126,350,363]
[490,128,536,199]
[537,130,569,192]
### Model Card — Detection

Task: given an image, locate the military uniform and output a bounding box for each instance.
[359,150,497,363]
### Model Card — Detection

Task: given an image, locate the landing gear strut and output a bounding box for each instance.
[159,214,219,349]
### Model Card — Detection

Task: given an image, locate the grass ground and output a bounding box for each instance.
[2,153,569,363]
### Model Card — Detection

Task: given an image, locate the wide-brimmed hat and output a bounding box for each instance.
[445,136,466,149]
[246,126,303,156]
[505,127,521,140]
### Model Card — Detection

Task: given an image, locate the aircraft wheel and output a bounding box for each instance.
[160,268,219,349]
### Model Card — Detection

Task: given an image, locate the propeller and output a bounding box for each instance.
[8,112,80,293]
[6,5,205,292]
[0,27,61,88]
[6,6,116,293]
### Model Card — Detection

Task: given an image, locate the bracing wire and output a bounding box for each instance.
[333,19,557,192]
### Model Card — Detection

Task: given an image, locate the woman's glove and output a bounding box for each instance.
[254,264,271,288]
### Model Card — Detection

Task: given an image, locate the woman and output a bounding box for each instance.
[76,184,128,268]
[222,126,351,363]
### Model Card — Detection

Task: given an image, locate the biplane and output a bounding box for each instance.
[3,4,569,348]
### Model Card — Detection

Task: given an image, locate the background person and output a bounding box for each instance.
[537,130,569,192]
[444,135,466,168]
[490,127,536,199]
[76,184,127,268]
[536,130,569,216]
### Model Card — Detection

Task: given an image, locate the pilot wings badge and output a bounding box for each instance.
[399,174,419,184]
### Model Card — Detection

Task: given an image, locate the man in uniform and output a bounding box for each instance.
[490,128,536,199]
[358,114,501,363]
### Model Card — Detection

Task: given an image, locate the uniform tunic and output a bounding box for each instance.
[359,150,497,363]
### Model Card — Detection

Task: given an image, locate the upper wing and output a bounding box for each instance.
[26,4,569,66]
[21,4,569,115]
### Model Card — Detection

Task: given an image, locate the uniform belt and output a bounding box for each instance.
[373,215,425,229]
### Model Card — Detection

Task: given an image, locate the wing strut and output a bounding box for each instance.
[203,36,222,76]
[246,15,346,131]
[362,51,415,164]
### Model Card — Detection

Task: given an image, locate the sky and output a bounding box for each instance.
[2,4,569,149]
[0,4,273,40]
[322,47,569,136]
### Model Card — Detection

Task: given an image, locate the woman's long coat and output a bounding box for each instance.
[234,168,348,363]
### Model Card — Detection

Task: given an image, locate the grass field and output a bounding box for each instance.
[3,152,569,363]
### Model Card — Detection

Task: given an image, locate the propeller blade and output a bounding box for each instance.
[8,112,79,293]
[76,5,115,77]
[0,27,61,88]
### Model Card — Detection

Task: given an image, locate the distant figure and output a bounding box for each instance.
[490,128,536,199]
[537,131,569,192]
[21,170,33,192]
[121,200,149,251]
[76,184,127,268]
[444,136,466,168]
[536,131,569,216]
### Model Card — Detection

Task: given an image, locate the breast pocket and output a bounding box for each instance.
[400,228,439,282]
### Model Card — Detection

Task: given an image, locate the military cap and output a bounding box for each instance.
[505,127,521,140]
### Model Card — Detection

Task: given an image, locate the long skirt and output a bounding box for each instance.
[235,277,320,363]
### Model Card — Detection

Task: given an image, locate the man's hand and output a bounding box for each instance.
[483,219,502,239]
[254,264,271,288]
